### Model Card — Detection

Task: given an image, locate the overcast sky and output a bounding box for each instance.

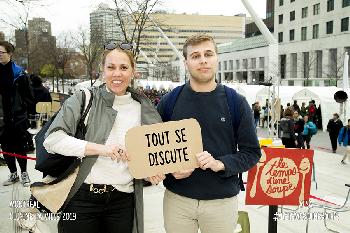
[0,0,266,37]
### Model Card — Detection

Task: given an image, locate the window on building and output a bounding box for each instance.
[279,14,283,24]
[302,7,308,18]
[315,50,323,78]
[290,11,295,21]
[341,17,349,32]
[329,48,338,78]
[251,58,256,69]
[301,27,307,41]
[224,61,228,70]
[289,29,295,41]
[291,53,297,78]
[236,60,240,69]
[229,60,234,70]
[313,24,319,39]
[259,57,265,68]
[243,59,248,69]
[291,0,295,2]
[303,52,310,81]
[313,3,320,15]
[327,0,334,11]
[218,62,221,71]
[326,21,333,34]
[280,55,286,79]
[343,0,350,7]
[279,0,284,6]
[278,32,283,43]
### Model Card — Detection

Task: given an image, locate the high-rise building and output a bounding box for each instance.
[90,3,123,46]
[217,0,350,87]
[27,17,56,73]
[140,13,245,63]
[245,0,274,37]
[275,0,350,86]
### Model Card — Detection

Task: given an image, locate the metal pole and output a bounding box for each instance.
[148,16,186,83]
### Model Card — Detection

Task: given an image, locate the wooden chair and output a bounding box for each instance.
[35,102,51,126]
[51,101,61,114]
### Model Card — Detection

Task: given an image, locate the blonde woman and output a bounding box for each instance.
[44,43,164,233]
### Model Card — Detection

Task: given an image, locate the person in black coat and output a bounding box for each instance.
[280,107,296,148]
[0,41,34,187]
[327,113,343,153]
[28,74,52,127]
[293,110,305,148]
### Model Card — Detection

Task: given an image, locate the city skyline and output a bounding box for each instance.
[0,0,266,37]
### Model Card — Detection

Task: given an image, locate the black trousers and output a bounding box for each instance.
[58,185,134,233]
[1,128,28,173]
[329,133,338,151]
[302,135,311,149]
[282,137,296,148]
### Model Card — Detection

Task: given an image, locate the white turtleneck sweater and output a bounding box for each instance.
[44,92,141,193]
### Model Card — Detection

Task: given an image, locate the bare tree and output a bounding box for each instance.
[112,0,162,59]
[51,32,75,93]
[0,0,49,71]
[324,49,346,86]
[75,27,103,86]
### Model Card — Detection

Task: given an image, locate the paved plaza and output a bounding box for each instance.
[0,129,349,233]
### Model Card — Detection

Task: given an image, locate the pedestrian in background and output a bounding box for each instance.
[0,41,34,187]
[280,107,296,148]
[327,113,343,153]
[293,111,305,148]
[301,115,316,149]
[338,119,350,164]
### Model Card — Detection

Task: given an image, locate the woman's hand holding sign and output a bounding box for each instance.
[85,143,130,162]
[196,151,225,172]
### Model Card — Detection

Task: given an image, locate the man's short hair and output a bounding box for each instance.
[182,34,217,59]
[0,41,15,53]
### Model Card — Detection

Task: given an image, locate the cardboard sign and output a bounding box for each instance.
[246,148,314,206]
[126,118,203,178]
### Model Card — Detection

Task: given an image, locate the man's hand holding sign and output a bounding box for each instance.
[125,119,204,182]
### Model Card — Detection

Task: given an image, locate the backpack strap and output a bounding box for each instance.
[162,84,185,121]
[223,85,245,191]
[79,88,93,125]
[224,86,240,138]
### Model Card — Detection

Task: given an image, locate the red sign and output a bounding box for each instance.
[245,148,314,206]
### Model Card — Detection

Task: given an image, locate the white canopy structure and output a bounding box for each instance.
[225,84,347,131]
[136,80,181,91]
[74,80,103,92]
[224,84,265,107]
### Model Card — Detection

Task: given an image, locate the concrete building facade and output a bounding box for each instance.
[90,3,123,46]
[276,0,350,86]
[217,35,269,84]
[218,0,350,87]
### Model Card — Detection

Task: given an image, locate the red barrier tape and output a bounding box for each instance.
[0,151,36,161]
[309,194,340,206]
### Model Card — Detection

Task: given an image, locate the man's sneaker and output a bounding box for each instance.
[341,160,347,165]
[21,172,31,187]
[3,172,19,186]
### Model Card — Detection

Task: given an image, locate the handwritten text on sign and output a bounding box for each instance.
[246,148,314,206]
[126,119,203,178]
